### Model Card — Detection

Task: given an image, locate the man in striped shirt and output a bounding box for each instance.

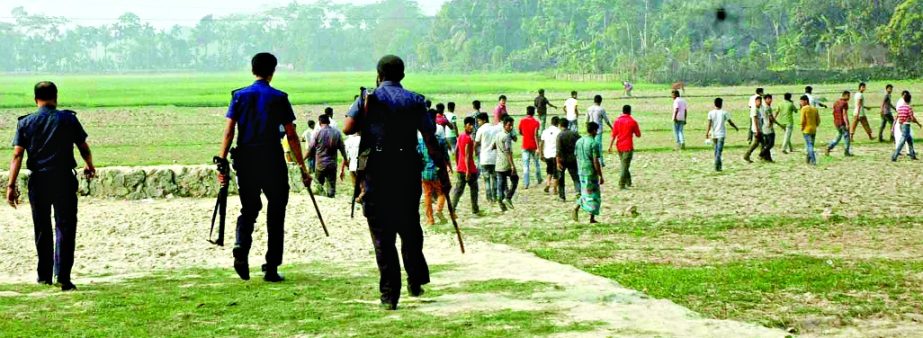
[892,93,921,161]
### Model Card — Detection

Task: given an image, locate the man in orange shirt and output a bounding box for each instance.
[610,105,641,190]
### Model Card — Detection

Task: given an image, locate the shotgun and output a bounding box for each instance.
[208,156,230,246]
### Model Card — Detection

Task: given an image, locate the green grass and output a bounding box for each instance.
[0,263,598,337]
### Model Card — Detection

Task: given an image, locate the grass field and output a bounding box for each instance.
[1,72,922,336]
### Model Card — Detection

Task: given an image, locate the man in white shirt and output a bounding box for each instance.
[539,116,562,194]
[445,102,459,153]
[705,98,739,172]
[744,96,765,163]
[586,95,612,167]
[850,82,874,141]
[564,91,579,132]
[474,113,500,202]
[672,90,688,150]
[301,118,317,173]
[748,88,764,109]
[804,86,828,109]
[341,133,363,202]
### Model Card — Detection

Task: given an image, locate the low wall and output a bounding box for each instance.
[1,165,311,200]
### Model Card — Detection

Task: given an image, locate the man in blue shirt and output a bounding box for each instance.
[7,81,97,291]
[217,53,312,282]
[343,55,451,310]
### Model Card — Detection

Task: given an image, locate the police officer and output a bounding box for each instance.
[343,55,451,310]
[216,53,312,282]
[6,81,96,291]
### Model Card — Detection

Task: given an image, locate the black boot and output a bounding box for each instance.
[262,265,285,283]
[60,280,77,292]
[409,284,424,297]
[232,246,250,281]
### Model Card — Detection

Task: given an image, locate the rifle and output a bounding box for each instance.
[208,156,230,246]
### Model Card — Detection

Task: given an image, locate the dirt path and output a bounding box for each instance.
[0,196,784,337]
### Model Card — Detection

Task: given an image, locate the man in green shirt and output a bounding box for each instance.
[776,93,798,154]
[573,122,604,224]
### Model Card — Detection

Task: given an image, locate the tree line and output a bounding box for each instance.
[1,0,921,84]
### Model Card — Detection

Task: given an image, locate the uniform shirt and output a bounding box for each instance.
[586,105,610,127]
[346,81,434,154]
[564,97,579,121]
[12,106,88,173]
[534,95,551,115]
[556,129,580,164]
[493,130,514,172]
[779,101,797,126]
[707,109,731,139]
[612,114,641,152]
[475,123,500,165]
[226,80,296,148]
[832,99,849,127]
[455,132,477,174]
[761,105,775,135]
[673,97,688,121]
[344,134,361,172]
[540,126,561,159]
[800,106,820,134]
[308,125,345,171]
[575,135,601,178]
[518,115,541,151]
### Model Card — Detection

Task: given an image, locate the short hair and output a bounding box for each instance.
[622,105,632,114]
[308,120,316,128]
[251,53,277,78]
[425,100,432,108]
[551,116,560,125]
[764,94,773,100]
[498,95,507,101]
[755,96,763,101]
[538,89,545,95]
[34,81,58,101]
[784,93,792,100]
[527,106,536,116]
[842,91,851,96]
[436,103,445,113]
[672,89,681,97]
[377,55,405,82]
[756,88,764,94]
[859,82,866,89]
[905,93,912,103]
[800,95,809,102]
[447,102,455,111]
[902,90,910,97]
[472,100,481,110]
[324,107,333,116]
[476,113,489,122]
[502,115,514,125]
[886,84,893,89]
[571,91,577,96]
[714,98,723,108]
[594,95,602,104]
[586,122,599,133]
[805,86,814,93]
[559,119,570,128]
[463,116,476,126]
[318,114,331,124]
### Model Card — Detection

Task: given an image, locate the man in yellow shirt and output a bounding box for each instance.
[800,95,821,165]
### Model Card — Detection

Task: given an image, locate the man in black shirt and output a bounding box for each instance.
[555,119,580,202]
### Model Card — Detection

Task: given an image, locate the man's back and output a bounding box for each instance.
[356,81,430,153]
[228,80,295,148]
[14,107,87,173]
[613,115,640,151]
[311,126,343,170]
[587,105,607,125]
[801,106,820,134]
[833,99,848,126]
[541,126,560,158]
[557,130,580,163]
[519,116,540,150]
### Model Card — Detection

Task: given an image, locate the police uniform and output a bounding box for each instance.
[226,79,296,271]
[12,106,87,284]
[347,80,437,307]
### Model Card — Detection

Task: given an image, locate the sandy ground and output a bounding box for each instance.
[0,195,784,337]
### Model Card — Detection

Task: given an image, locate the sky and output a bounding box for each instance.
[0,0,448,28]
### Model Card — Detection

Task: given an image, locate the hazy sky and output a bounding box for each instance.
[0,0,448,28]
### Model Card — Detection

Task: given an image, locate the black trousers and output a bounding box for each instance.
[760,133,776,161]
[557,161,580,200]
[233,147,290,269]
[28,171,79,283]
[363,151,429,305]
[451,172,479,213]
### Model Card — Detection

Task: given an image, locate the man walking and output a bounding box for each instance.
[850,82,874,141]
[307,115,346,198]
[341,131,363,203]
[573,122,604,224]
[744,96,764,163]
[892,94,921,161]
[475,112,500,203]
[444,102,459,153]
[672,90,688,150]
[556,119,581,201]
[777,93,798,154]
[418,130,449,225]
[540,116,562,194]
[587,95,612,167]
[611,105,641,189]
[217,53,312,282]
[705,98,738,172]
[805,86,828,109]
[494,95,508,123]
[343,55,451,310]
[493,116,518,211]
[451,117,479,215]
[826,91,853,157]
[880,84,896,142]
[468,100,484,135]
[800,95,820,165]
[760,94,784,162]
[518,106,542,189]
[535,89,558,132]
[564,91,580,132]
[7,81,96,291]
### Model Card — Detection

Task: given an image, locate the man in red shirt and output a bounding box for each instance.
[493,95,508,123]
[610,105,641,190]
[826,91,853,157]
[519,106,542,189]
[451,117,480,214]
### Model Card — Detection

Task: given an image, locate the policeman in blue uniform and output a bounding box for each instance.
[6,81,96,291]
[216,53,312,282]
[343,55,451,310]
